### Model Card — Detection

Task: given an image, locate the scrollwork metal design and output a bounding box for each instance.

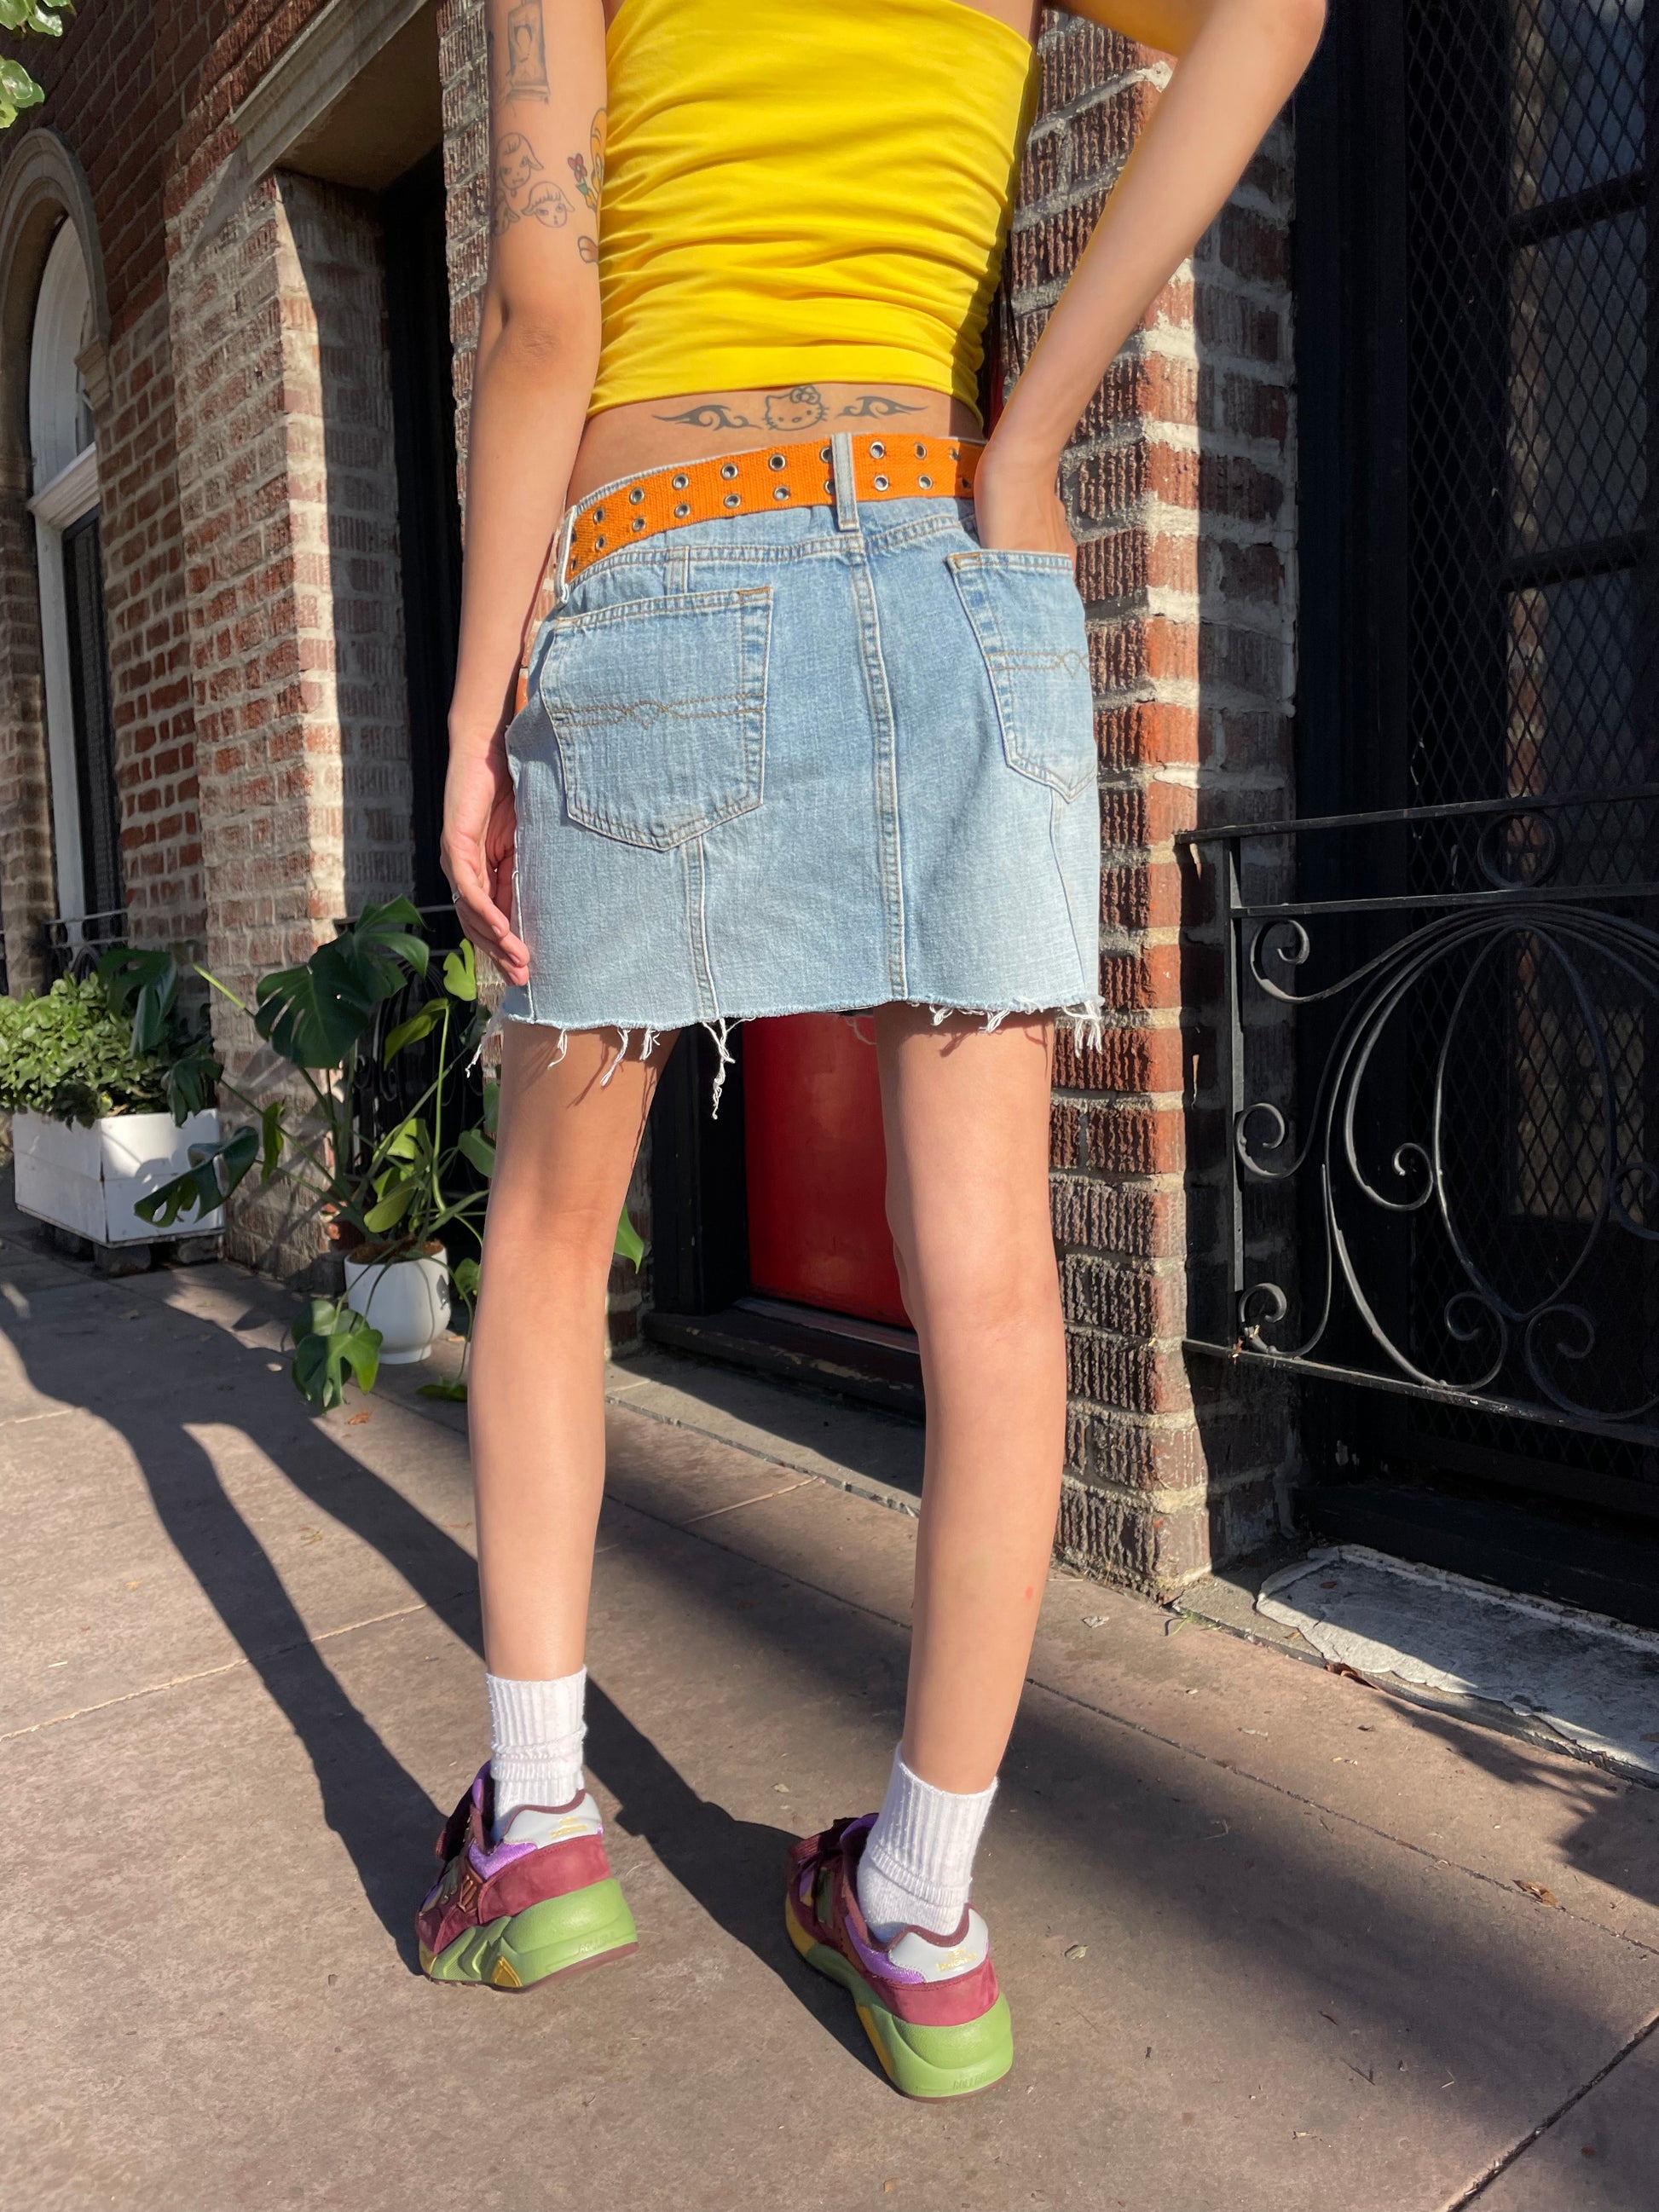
[1232,892,1659,1427]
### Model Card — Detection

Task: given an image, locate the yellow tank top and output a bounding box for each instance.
[592,0,1039,422]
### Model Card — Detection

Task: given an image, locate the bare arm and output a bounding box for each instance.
[976,0,1326,551]
[442,0,607,984]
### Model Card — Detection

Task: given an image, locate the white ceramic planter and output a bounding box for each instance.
[12,1107,225,1245]
[344,1251,452,1364]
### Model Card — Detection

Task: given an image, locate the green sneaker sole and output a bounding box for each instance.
[422,1876,638,1990]
[785,1895,1013,2099]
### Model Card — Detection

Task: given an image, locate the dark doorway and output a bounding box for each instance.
[1285,0,1659,1614]
[383,145,465,909]
[61,509,123,923]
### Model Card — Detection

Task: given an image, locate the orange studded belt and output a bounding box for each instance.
[558,431,983,587]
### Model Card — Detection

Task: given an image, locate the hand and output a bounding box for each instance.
[442,737,530,989]
[971,442,1076,561]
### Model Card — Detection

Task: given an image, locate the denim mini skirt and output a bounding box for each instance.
[497,442,1102,1094]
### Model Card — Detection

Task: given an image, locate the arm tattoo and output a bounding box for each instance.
[654,386,930,432]
[504,0,550,99]
[569,108,606,212]
[493,132,575,235]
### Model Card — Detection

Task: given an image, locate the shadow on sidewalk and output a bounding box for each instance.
[6,1223,1658,2157]
[2,1241,828,2039]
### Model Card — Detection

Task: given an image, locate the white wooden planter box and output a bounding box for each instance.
[12,1108,225,1246]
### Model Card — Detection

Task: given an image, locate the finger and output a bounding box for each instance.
[450,857,530,980]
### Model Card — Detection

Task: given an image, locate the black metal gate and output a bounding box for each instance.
[1189,0,1659,1611]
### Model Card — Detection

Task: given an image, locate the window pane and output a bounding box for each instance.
[1509,0,1644,212]
[1509,211,1646,557]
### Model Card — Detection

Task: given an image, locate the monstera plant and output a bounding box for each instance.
[114,903,641,1412]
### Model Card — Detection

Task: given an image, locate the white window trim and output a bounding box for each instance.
[29,442,98,530]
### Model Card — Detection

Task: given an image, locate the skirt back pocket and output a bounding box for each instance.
[538,586,772,850]
[949,552,1095,802]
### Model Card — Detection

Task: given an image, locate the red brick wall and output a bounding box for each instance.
[165,159,414,1273]
[102,292,204,944]
[1009,16,1299,1593]
[0,436,52,992]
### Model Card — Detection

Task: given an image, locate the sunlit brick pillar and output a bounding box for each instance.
[0,439,52,997]
[1009,15,1299,1592]
[166,148,412,1275]
[98,292,207,949]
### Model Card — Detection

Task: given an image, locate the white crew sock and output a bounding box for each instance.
[856,1749,997,1939]
[486,1667,587,1838]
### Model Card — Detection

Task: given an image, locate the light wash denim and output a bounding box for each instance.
[496,433,1102,1100]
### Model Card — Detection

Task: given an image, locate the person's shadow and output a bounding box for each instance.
[3,1240,863,2060]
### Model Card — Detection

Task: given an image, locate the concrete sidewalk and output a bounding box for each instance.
[3,1197,1656,2211]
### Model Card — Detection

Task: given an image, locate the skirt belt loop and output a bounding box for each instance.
[830,432,859,533]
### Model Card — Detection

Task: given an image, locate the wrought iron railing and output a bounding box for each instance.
[43,909,129,980]
[1182,788,1659,1450]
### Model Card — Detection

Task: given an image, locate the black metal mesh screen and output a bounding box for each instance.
[1404,0,1652,822]
[1396,1,1659,1497]
[1231,1,1659,1517]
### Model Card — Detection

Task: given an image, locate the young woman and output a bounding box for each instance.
[418,0,1323,2096]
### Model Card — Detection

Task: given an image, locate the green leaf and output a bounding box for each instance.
[416,1378,469,1402]
[350,898,432,989]
[483,1080,500,1137]
[379,1116,425,1164]
[614,1208,645,1268]
[254,904,431,1070]
[456,1125,495,1179]
[97,945,178,1051]
[383,1001,443,1062]
[135,1126,258,1227]
[290,1298,382,1412]
[0,56,44,127]
[442,939,478,1001]
[259,1099,286,1181]
[364,1180,416,1234]
[165,1034,223,1123]
[451,1256,481,1304]
[0,1,66,33]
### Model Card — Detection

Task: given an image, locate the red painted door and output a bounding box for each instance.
[743,1014,909,1326]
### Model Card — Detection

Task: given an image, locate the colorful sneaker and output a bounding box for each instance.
[784,1814,1014,2099]
[416,1766,637,1990]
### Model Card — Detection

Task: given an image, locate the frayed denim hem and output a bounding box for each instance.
[472,995,1105,1116]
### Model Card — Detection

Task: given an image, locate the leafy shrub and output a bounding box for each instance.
[0,971,217,1125]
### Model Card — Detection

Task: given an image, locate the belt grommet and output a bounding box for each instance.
[774,484,791,500]
[633,516,645,530]
[674,501,691,518]
[914,442,927,458]
[824,476,834,494]
[873,473,889,491]
[593,533,606,548]
[918,473,933,490]
[628,485,645,505]
[592,506,605,523]
[671,473,689,490]
[723,491,741,507]
[819,444,831,463]
[720,460,739,480]
[870,440,886,459]
[768,452,786,470]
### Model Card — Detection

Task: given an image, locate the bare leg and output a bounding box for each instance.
[467,1023,676,1680]
[875,1007,1066,1793]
